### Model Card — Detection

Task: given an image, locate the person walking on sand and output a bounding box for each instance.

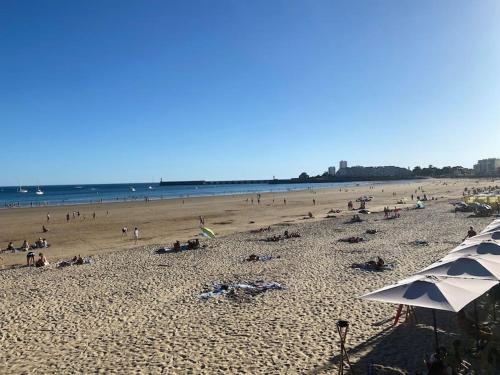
[134,227,139,243]
[46,213,50,222]
[283,198,286,206]
[93,212,96,219]
[313,198,316,206]
[199,216,205,227]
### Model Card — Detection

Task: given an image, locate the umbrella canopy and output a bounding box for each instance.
[416,255,500,280]
[482,220,500,234]
[444,241,500,261]
[464,231,500,244]
[201,226,216,238]
[360,275,497,312]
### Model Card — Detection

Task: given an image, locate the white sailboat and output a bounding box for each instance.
[18,186,28,193]
[35,186,44,195]
[129,186,136,192]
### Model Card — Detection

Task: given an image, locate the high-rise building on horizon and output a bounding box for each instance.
[328,166,336,176]
[339,160,347,169]
[473,158,500,176]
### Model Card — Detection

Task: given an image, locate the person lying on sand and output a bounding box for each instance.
[351,257,391,271]
[284,230,301,238]
[42,225,49,233]
[7,242,15,251]
[265,231,301,242]
[339,236,364,243]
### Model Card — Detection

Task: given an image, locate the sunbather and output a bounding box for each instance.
[35,253,48,267]
[20,240,30,251]
[339,236,364,243]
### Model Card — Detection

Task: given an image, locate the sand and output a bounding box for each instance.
[0,178,498,373]
[0,178,489,267]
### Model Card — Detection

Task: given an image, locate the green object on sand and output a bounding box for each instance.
[201,227,216,238]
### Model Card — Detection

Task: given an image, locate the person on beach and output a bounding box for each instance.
[66,213,70,222]
[134,227,139,243]
[313,198,316,206]
[35,253,48,267]
[42,225,48,233]
[27,251,35,266]
[46,213,50,222]
[283,198,286,205]
[93,212,96,219]
[122,227,128,236]
[7,242,15,251]
[464,226,477,240]
[21,240,30,251]
[199,216,205,226]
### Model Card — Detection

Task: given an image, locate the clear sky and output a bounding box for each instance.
[1,0,499,185]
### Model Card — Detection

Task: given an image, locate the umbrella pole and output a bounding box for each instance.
[474,301,480,349]
[432,309,439,355]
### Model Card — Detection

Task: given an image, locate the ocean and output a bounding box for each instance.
[0,180,417,208]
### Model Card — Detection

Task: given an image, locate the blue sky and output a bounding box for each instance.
[1,0,499,185]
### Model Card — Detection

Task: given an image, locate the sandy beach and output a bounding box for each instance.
[0,178,499,373]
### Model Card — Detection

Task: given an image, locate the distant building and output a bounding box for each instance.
[339,160,347,170]
[473,158,500,176]
[328,166,336,176]
[335,166,412,178]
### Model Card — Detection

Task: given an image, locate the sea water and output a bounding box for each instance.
[0,180,418,208]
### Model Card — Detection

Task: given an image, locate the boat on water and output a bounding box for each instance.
[18,186,28,193]
[35,186,44,195]
[129,187,136,192]
[148,186,153,190]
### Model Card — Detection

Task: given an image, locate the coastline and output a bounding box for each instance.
[0,178,490,268]
[0,178,425,209]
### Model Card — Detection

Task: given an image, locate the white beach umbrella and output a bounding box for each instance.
[482,220,500,234]
[416,255,500,280]
[360,275,497,312]
[464,231,500,245]
[360,275,498,351]
[444,241,500,261]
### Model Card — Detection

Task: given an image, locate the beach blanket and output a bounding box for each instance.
[351,263,394,272]
[200,281,285,300]
[155,245,188,254]
[57,257,93,268]
[245,254,276,262]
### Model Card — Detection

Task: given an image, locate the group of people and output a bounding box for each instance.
[3,238,50,253]
[26,252,48,267]
[383,206,400,219]
[172,239,200,252]
[121,227,140,243]
[265,230,301,242]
